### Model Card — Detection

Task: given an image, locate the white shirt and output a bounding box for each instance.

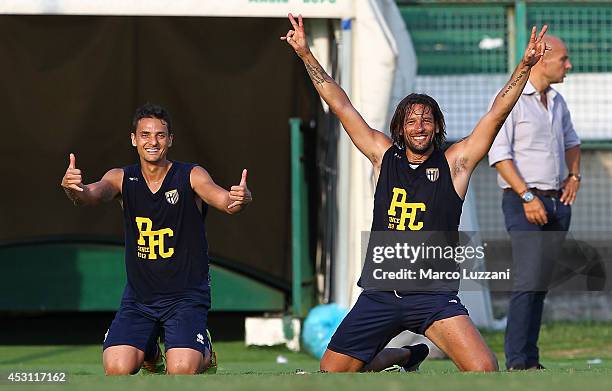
[488,81,581,190]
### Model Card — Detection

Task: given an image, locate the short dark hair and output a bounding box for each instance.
[132,103,173,133]
[389,93,446,150]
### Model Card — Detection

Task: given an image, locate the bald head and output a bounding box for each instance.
[542,35,566,52]
[532,34,572,88]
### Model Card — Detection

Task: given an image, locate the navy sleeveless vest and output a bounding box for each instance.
[372,145,463,232]
[121,161,210,304]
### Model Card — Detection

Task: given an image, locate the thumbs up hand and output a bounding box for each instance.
[228,169,252,209]
[61,153,84,192]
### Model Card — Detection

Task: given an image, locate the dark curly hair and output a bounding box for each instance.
[131,103,173,134]
[389,93,446,150]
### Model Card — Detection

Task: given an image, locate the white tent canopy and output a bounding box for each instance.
[1,0,353,18]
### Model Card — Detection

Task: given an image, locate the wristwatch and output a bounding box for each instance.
[520,190,535,203]
[568,172,582,182]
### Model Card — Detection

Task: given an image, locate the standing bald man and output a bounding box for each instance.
[488,35,580,370]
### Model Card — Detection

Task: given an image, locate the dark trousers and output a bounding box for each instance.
[502,190,571,368]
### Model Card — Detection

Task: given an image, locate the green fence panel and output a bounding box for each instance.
[400,5,508,74]
[0,242,286,312]
[527,4,612,73]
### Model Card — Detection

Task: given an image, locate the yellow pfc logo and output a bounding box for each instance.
[135,217,174,260]
[387,187,426,230]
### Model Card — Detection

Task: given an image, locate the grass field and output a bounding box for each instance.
[0,322,610,391]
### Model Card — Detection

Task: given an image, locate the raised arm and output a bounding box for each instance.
[190,166,252,215]
[61,153,122,206]
[446,25,548,194]
[281,13,392,166]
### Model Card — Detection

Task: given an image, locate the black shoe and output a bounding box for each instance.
[508,363,545,371]
[528,363,546,370]
[401,344,430,372]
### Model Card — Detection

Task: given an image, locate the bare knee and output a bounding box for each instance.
[166,348,205,375]
[320,361,348,373]
[103,346,143,375]
[319,352,339,372]
[320,349,363,373]
[167,360,200,375]
[104,361,140,376]
[320,358,344,373]
[462,355,498,372]
[425,315,498,373]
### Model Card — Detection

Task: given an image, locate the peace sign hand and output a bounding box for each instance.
[522,25,549,67]
[280,13,310,58]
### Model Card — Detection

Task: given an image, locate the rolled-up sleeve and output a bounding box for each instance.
[488,112,515,167]
[561,100,580,149]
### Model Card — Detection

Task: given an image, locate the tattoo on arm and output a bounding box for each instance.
[304,62,331,86]
[99,185,115,202]
[501,69,528,98]
[452,156,468,176]
[64,188,81,206]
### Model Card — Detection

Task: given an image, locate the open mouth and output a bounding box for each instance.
[145,148,160,153]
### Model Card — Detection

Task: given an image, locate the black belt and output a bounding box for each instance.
[505,188,562,198]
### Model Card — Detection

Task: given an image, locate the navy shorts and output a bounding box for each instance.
[327,290,468,364]
[103,299,210,357]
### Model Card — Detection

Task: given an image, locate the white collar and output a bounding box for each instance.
[523,80,558,100]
